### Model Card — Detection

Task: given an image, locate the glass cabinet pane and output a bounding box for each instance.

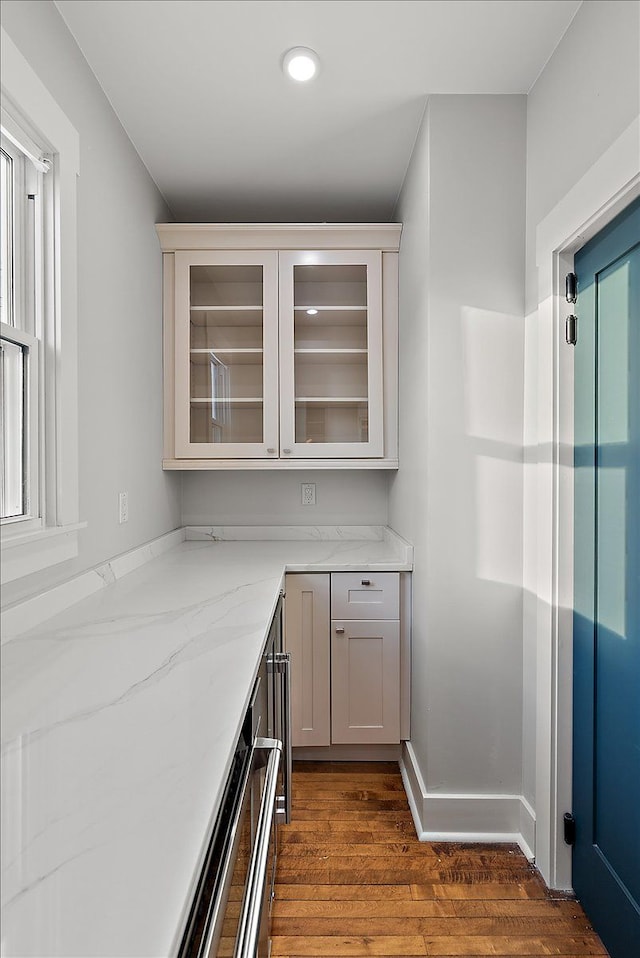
[293,264,369,444]
[189,265,264,444]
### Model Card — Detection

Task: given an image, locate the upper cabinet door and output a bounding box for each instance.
[174,250,279,458]
[279,250,384,459]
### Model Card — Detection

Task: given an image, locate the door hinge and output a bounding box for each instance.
[566,314,578,346]
[565,271,577,304]
[563,812,576,846]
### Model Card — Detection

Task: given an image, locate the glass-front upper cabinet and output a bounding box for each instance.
[174,250,279,458]
[279,250,384,458]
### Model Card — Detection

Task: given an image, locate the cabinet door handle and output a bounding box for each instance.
[282,448,291,455]
[361,579,371,586]
[267,448,276,454]
[335,627,345,634]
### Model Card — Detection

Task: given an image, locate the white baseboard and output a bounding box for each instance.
[401,741,536,861]
[519,795,536,860]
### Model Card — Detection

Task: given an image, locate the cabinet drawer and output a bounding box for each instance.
[331,572,399,620]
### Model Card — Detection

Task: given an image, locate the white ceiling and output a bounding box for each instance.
[54,0,581,222]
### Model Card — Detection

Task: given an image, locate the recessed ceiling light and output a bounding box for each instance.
[283,47,320,82]
[306,308,318,315]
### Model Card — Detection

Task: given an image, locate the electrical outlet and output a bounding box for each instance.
[118,491,129,524]
[301,482,316,506]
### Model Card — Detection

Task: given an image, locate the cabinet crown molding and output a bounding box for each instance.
[156,223,402,252]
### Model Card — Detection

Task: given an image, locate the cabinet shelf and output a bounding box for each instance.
[295,309,367,328]
[294,349,367,365]
[190,310,263,330]
[190,397,263,406]
[190,348,263,365]
[295,397,368,405]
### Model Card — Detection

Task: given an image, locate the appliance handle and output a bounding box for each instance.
[235,737,282,958]
[274,651,292,824]
[193,751,254,958]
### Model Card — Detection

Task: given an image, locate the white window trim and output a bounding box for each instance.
[1,28,84,584]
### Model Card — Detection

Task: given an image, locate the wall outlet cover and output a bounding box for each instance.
[301,482,316,506]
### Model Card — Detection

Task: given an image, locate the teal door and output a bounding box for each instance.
[573,196,640,958]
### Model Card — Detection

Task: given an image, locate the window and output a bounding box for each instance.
[1,27,82,584]
[1,133,45,527]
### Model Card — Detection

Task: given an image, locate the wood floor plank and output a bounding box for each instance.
[271,917,593,937]
[282,818,413,832]
[275,883,413,901]
[293,771,406,785]
[272,899,590,921]
[281,826,418,843]
[411,883,550,901]
[282,857,532,875]
[276,866,540,885]
[291,809,415,822]
[279,844,535,869]
[278,848,441,864]
[292,787,409,800]
[270,936,427,956]
[421,936,607,955]
[450,901,590,919]
[293,799,411,811]
[273,899,458,918]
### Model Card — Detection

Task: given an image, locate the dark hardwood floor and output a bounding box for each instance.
[271,761,608,957]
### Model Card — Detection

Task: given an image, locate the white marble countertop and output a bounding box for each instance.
[1,528,411,958]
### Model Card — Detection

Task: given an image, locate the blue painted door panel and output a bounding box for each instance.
[573,195,640,958]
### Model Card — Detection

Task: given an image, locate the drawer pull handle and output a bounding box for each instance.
[335,627,345,634]
[361,579,371,586]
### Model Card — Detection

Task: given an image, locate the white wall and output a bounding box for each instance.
[525,0,640,314]
[1,0,181,606]
[390,96,527,825]
[181,471,389,527]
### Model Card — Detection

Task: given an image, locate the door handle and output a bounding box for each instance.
[335,627,345,634]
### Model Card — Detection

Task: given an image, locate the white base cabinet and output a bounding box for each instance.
[284,573,331,747]
[285,571,406,748]
[331,619,400,744]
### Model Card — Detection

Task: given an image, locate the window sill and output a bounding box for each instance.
[1,522,86,584]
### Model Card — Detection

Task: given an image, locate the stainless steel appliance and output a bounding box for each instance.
[178,593,291,958]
